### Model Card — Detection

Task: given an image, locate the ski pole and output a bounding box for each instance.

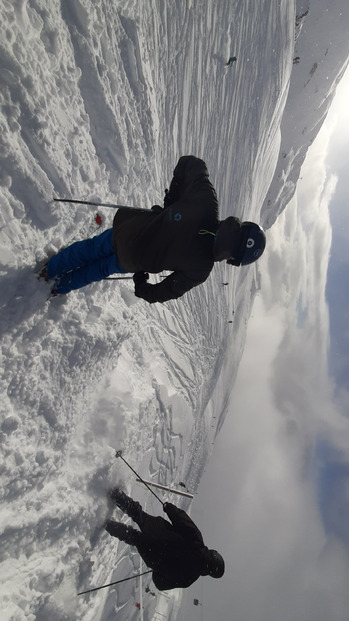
[77,569,152,596]
[115,450,164,506]
[105,274,167,281]
[53,198,151,212]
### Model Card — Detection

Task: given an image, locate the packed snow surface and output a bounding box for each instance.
[0,1,348,620]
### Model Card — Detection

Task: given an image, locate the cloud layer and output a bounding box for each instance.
[185,76,349,621]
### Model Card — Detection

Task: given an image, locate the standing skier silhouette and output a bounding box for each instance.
[105,488,225,591]
[225,56,237,66]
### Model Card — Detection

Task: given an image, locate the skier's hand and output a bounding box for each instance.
[163,502,176,514]
[133,272,149,286]
[151,204,163,214]
[133,272,149,298]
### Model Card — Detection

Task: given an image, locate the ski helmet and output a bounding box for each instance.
[206,550,225,578]
[227,221,266,266]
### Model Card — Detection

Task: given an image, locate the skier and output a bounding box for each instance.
[225,56,237,66]
[42,155,265,303]
[104,488,225,591]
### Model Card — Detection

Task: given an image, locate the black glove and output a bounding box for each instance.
[133,272,149,298]
[133,271,149,286]
[163,502,176,514]
[151,204,163,214]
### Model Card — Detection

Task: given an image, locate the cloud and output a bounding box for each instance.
[190,288,349,621]
[324,66,349,405]
[325,66,349,172]
[180,66,349,621]
[188,99,349,620]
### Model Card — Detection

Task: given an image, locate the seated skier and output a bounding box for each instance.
[42,155,265,303]
[104,489,225,591]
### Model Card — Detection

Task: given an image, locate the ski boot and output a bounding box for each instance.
[104,519,139,544]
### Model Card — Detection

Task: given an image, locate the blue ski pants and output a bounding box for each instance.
[46,228,125,294]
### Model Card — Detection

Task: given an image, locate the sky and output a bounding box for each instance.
[325,70,349,396]
[179,66,349,621]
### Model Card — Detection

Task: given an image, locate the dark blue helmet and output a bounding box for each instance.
[227,221,266,266]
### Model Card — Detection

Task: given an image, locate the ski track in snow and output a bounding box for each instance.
[0,0,348,619]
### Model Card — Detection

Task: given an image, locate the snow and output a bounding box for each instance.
[261,0,349,228]
[0,1,348,620]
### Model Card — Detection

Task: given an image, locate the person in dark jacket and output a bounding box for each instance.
[104,489,225,591]
[225,56,237,66]
[43,155,266,302]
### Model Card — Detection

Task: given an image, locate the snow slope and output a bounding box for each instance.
[261,0,349,228]
[0,1,348,620]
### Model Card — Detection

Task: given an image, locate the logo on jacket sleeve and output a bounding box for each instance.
[168,208,182,222]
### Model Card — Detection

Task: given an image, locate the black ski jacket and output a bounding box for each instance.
[136,503,211,591]
[112,155,219,303]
